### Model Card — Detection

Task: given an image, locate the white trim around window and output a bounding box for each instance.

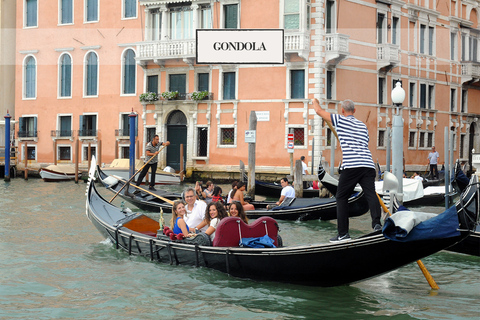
[122,0,138,20]
[220,0,240,29]
[217,125,236,148]
[57,144,73,161]
[58,52,73,99]
[120,47,137,96]
[22,54,37,100]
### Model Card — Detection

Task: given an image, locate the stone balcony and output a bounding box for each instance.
[461,61,480,84]
[377,43,400,72]
[325,33,350,66]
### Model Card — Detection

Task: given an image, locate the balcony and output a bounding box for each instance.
[18,130,37,139]
[377,44,400,72]
[51,130,74,140]
[461,62,480,84]
[78,129,98,138]
[284,32,310,61]
[325,34,350,66]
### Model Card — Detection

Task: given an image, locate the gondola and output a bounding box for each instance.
[39,164,77,182]
[96,166,181,213]
[253,179,320,198]
[85,157,480,287]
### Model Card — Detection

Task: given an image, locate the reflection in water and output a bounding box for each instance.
[0,178,479,319]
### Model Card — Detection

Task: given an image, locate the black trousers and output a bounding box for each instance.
[135,162,158,188]
[336,167,381,236]
[429,164,438,179]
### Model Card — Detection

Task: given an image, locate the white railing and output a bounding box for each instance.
[137,39,196,60]
[461,62,480,78]
[377,44,400,62]
[325,34,349,53]
[284,32,310,52]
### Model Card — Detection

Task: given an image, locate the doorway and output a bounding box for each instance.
[166,110,187,171]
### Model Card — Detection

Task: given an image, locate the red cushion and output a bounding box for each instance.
[212,216,279,247]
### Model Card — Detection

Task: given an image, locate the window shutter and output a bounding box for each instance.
[33,117,38,137]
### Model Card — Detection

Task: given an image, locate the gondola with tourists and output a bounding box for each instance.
[85,157,480,287]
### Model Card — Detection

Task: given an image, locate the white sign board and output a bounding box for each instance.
[255,111,270,122]
[245,130,256,143]
[196,29,284,64]
[473,153,480,170]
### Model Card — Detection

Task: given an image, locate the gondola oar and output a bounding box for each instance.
[109,144,168,203]
[325,119,440,290]
[120,178,175,205]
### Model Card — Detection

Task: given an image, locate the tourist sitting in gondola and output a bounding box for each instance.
[204,181,214,203]
[227,180,238,203]
[203,201,229,240]
[229,201,249,224]
[195,181,205,200]
[232,182,255,211]
[170,200,190,235]
[211,186,224,204]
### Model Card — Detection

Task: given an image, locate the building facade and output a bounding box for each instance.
[14,0,480,177]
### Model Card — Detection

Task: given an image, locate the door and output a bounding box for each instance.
[166,111,187,171]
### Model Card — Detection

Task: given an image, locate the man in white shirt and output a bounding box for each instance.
[427,146,440,179]
[300,156,309,188]
[183,188,208,232]
[276,177,295,206]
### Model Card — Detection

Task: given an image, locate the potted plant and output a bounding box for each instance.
[161,91,179,100]
[139,92,159,103]
[191,90,209,101]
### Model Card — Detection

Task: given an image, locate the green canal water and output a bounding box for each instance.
[1,178,479,319]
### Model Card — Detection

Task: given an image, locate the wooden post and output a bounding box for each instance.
[247,111,257,198]
[115,140,118,159]
[290,153,294,176]
[97,140,102,166]
[294,160,303,198]
[239,160,245,183]
[75,139,79,183]
[136,140,139,159]
[24,144,28,180]
[53,140,57,165]
[180,143,184,182]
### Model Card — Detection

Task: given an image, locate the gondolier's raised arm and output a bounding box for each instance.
[313,98,332,122]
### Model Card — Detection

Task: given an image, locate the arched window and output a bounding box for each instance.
[60,54,72,97]
[85,52,98,96]
[123,49,136,94]
[24,56,36,98]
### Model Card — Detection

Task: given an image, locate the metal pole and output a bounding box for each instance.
[392,106,404,204]
[4,113,11,181]
[129,111,137,178]
[311,137,315,175]
[330,135,335,176]
[247,111,257,198]
[386,126,391,173]
[444,127,449,210]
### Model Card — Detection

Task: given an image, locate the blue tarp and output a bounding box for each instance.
[383,205,461,242]
[239,235,276,248]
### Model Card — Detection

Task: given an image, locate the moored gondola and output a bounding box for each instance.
[85,157,480,287]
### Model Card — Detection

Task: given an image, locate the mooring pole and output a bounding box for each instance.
[444,127,449,210]
[180,143,184,182]
[75,138,79,183]
[129,111,137,178]
[247,111,257,198]
[4,112,11,181]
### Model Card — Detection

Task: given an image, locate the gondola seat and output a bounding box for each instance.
[212,216,280,247]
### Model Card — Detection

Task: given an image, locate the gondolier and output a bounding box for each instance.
[313,98,382,242]
[427,146,440,179]
[135,135,170,191]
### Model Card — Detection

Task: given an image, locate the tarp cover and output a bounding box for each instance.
[240,235,276,248]
[383,205,461,242]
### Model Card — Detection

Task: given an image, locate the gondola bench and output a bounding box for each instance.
[212,216,281,247]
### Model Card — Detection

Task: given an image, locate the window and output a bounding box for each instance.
[428,26,434,55]
[59,115,72,137]
[86,0,98,22]
[461,89,467,112]
[292,127,305,146]
[377,13,385,44]
[197,127,208,157]
[58,146,71,160]
[427,132,433,148]
[82,145,96,161]
[378,129,385,147]
[326,128,332,147]
[392,16,399,45]
[18,116,37,138]
[25,0,37,27]
[60,0,73,24]
[450,88,456,112]
[428,84,435,109]
[221,127,235,145]
[147,75,158,94]
[326,0,335,34]
[470,35,478,62]
[85,52,98,96]
[170,4,193,39]
[284,0,299,30]
[460,134,466,158]
[123,0,137,19]
[224,4,238,29]
[169,74,186,94]
[451,32,457,60]
[420,83,426,109]
[198,73,209,92]
[291,70,305,99]
[119,113,138,137]
[79,114,97,137]
[408,131,416,148]
[462,33,466,60]
[420,24,426,54]
[223,72,235,100]
[409,82,416,107]
[27,146,36,160]
[24,56,36,99]
[146,127,156,144]
[123,49,136,95]
[200,5,212,28]
[119,146,129,159]
[326,70,334,100]
[378,77,386,104]
[419,132,425,148]
[151,9,161,40]
[59,54,72,97]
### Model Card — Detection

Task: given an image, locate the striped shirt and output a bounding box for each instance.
[331,114,375,170]
[145,141,162,164]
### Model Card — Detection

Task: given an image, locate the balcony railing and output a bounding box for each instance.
[18,130,37,138]
[377,43,400,71]
[78,129,97,137]
[325,33,350,65]
[461,61,480,82]
[51,130,74,138]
